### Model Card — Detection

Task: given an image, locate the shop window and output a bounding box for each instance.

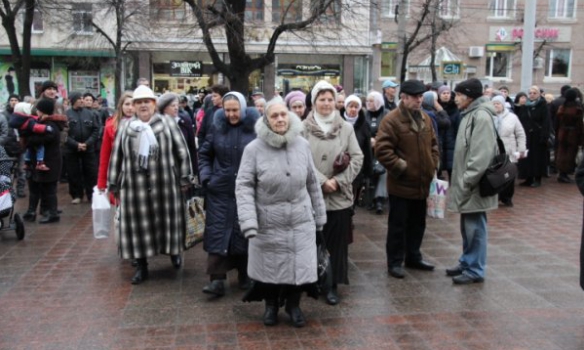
[548,0,576,19]
[381,50,397,77]
[151,0,186,21]
[485,51,511,78]
[489,0,515,18]
[272,0,302,23]
[439,0,459,18]
[72,3,93,35]
[311,0,341,24]
[245,0,264,22]
[545,49,571,78]
[382,0,409,18]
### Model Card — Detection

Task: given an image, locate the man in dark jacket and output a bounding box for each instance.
[65,92,99,204]
[375,80,440,279]
[382,80,399,111]
[197,84,229,145]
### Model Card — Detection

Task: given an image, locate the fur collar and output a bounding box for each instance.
[303,110,344,140]
[255,112,303,148]
[213,107,260,134]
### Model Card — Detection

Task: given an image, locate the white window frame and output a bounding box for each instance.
[548,0,576,19]
[489,0,515,18]
[485,51,512,80]
[382,0,409,18]
[545,48,572,80]
[245,0,264,22]
[72,3,93,35]
[439,0,460,19]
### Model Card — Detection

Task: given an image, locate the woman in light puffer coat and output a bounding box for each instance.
[492,95,526,206]
[236,99,326,328]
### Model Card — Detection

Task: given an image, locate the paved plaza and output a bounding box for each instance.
[0,177,583,350]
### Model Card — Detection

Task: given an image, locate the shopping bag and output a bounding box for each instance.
[184,192,205,250]
[427,177,448,219]
[92,187,111,239]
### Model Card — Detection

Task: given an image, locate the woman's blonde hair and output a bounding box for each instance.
[113,91,133,131]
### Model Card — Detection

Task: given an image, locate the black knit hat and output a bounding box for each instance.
[41,80,58,93]
[36,98,55,115]
[69,92,83,105]
[454,78,483,99]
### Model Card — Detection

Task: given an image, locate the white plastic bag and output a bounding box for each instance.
[427,177,449,219]
[92,186,111,239]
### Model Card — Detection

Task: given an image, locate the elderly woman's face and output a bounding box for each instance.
[315,91,335,116]
[224,99,241,125]
[133,98,155,121]
[267,103,289,135]
[492,101,504,114]
[528,89,540,101]
[290,101,305,117]
[346,101,360,118]
[164,100,179,117]
[366,97,376,112]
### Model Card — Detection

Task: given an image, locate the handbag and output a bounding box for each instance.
[373,160,386,176]
[91,186,111,239]
[316,230,332,294]
[477,119,517,197]
[184,187,205,250]
[427,176,449,219]
[333,151,351,175]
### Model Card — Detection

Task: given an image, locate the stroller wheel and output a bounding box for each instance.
[14,213,25,240]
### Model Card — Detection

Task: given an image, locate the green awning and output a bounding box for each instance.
[0,48,115,57]
[485,44,517,52]
[381,42,398,50]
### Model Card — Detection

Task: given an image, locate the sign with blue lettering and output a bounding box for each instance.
[441,61,463,76]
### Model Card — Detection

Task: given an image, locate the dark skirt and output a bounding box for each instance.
[242,281,319,304]
[206,253,247,275]
[323,208,352,285]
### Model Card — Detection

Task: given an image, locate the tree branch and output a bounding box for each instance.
[90,20,116,49]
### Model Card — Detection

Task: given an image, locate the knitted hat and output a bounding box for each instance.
[366,91,384,111]
[491,95,506,106]
[344,94,362,110]
[400,80,426,96]
[311,81,337,106]
[13,102,32,115]
[36,98,55,115]
[454,78,483,99]
[565,88,578,102]
[284,90,306,107]
[69,92,83,105]
[422,91,437,110]
[438,85,451,95]
[40,80,58,93]
[157,92,179,114]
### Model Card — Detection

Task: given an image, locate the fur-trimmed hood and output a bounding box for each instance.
[255,111,303,148]
[213,107,260,134]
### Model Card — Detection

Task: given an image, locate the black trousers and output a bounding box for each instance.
[386,195,427,268]
[28,180,58,215]
[65,151,97,200]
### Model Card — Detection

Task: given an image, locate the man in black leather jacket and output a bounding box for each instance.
[65,92,99,204]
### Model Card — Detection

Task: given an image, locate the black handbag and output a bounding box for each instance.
[316,230,332,294]
[373,160,386,176]
[477,118,517,197]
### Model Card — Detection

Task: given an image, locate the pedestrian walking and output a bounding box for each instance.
[374,80,439,279]
[555,88,584,184]
[447,78,498,285]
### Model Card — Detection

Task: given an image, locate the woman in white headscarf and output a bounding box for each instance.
[107,85,192,285]
[198,91,260,297]
[366,91,389,214]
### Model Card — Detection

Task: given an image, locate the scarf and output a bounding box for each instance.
[129,119,159,170]
[344,112,359,125]
[314,111,335,134]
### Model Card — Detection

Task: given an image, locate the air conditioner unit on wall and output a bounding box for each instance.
[469,46,485,58]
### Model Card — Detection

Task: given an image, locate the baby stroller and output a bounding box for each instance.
[0,146,24,240]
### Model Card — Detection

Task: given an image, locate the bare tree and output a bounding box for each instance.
[182,0,370,94]
[0,0,35,97]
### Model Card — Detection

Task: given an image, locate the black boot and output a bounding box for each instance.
[170,254,182,269]
[375,197,383,215]
[285,291,306,328]
[238,270,251,290]
[131,258,148,285]
[325,284,340,305]
[39,211,60,224]
[263,298,279,326]
[22,210,36,222]
[202,279,225,296]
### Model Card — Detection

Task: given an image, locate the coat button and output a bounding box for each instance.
[286,172,290,176]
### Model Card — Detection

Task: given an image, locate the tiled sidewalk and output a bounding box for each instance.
[0,178,583,350]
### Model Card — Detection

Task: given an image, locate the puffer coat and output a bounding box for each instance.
[198,107,259,256]
[447,97,498,213]
[236,113,327,285]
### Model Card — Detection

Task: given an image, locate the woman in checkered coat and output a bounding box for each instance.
[107,85,192,285]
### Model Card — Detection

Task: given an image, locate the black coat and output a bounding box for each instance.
[341,108,372,178]
[517,98,551,178]
[198,107,259,256]
[65,107,99,154]
[176,115,198,176]
[26,119,65,183]
[366,106,388,138]
[575,156,584,290]
[439,99,461,171]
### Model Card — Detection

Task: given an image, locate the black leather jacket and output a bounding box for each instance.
[65,107,99,153]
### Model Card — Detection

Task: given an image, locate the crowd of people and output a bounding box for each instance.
[0,76,582,328]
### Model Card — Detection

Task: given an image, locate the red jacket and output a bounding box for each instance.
[97,116,116,190]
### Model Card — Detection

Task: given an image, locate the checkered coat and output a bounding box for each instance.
[107,114,191,259]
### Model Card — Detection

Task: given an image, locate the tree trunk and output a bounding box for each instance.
[226,67,251,97]
[114,50,123,103]
[400,45,409,83]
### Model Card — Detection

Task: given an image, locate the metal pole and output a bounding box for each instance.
[520,0,537,92]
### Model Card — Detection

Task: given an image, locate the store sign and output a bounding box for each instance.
[277,64,341,77]
[490,26,571,42]
[170,61,203,77]
[441,61,463,76]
